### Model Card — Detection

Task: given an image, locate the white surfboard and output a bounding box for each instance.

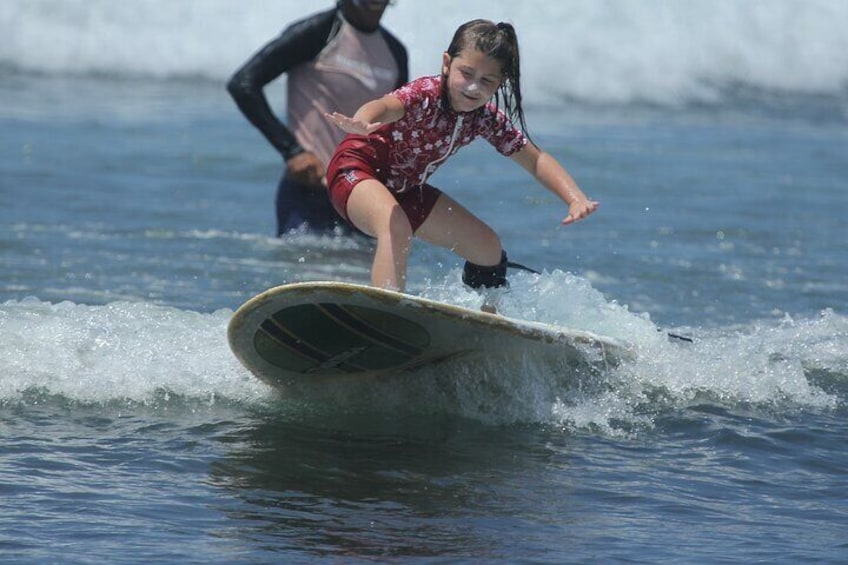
[227,282,632,393]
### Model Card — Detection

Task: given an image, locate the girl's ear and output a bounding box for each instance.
[441,52,451,75]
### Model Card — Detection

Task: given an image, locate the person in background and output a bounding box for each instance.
[227,0,408,235]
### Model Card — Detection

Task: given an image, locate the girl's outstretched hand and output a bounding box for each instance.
[562,198,600,225]
[325,112,383,135]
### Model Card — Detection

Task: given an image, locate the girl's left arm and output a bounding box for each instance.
[510,142,599,225]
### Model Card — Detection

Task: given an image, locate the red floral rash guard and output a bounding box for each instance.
[365,75,528,193]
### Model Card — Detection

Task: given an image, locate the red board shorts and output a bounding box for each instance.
[326,136,442,233]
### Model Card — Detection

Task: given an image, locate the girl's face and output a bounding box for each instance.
[442,48,504,113]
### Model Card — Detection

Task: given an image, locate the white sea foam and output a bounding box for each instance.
[2,275,843,432]
[2,0,847,105]
[0,298,268,405]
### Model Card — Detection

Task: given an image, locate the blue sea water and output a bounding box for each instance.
[2,1,847,563]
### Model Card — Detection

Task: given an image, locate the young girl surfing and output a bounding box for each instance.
[326,19,598,292]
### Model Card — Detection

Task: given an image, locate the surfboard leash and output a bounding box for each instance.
[505,259,694,344]
[506,260,541,275]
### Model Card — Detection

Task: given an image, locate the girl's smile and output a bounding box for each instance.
[442,48,504,112]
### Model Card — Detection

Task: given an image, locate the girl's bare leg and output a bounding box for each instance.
[345,179,414,291]
[416,193,502,266]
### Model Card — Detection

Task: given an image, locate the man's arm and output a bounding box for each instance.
[226,9,337,160]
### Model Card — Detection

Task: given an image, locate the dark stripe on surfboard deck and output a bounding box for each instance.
[317,303,425,356]
[253,302,431,375]
[259,318,327,363]
[256,306,370,373]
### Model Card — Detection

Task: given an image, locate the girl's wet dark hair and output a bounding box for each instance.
[443,19,530,140]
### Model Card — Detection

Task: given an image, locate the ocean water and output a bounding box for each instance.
[2,1,847,563]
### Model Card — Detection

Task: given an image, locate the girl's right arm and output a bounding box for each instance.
[511,142,599,226]
[326,95,405,135]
